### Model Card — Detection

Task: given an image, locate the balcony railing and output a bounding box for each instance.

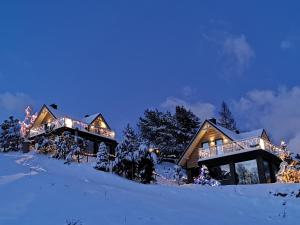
[198,137,282,161]
[29,117,115,139]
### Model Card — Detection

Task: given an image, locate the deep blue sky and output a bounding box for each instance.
[0,1,300,141]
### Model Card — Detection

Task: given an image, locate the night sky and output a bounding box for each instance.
[0,1,300,150]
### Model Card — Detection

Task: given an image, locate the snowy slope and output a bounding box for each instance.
[0,153,299,225]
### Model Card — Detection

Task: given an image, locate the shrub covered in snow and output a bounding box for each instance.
[174,165,185,185]
[194,165,220,186]
[277,146,300,183]
[36,131,86,164]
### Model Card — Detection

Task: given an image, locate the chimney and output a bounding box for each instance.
[208,118,217,125]
[50,104,58,110]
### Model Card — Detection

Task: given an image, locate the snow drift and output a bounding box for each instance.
[0,153,299,225]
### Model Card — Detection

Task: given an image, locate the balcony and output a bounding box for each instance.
[198,137,282,161]
[29,117,115,139]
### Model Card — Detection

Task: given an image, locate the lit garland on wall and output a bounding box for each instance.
[276,141,300,183]
[20,106,37,138]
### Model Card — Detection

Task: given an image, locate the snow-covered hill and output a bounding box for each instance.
[0,153,299,225]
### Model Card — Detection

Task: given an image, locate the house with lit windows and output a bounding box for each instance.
[178,119,282,185]
[28,104,118,155]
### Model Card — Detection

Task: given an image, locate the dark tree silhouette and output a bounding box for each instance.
[218,101,237,131]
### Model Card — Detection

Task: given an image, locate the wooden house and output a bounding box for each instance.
[178,119,282,185]
[28,104,118,156]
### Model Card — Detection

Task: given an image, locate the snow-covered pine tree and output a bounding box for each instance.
[194,165,220,186]
[138,109,175,158]
[117,124,140,161]
[0,116,23,152]
[114,124,140,179]
[136,150,155,184]
[56,138,67,158]
[95,142,110,172]
[138,107,201,159]
[0,119,10,152]
[173,106,200,154]
[218,101,237,131]
[138,109,169,154]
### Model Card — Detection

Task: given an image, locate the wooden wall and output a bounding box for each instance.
[186,125,232,169]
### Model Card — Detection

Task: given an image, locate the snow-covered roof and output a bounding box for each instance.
[42,105,106,126]
[213,123,265,141]
[46,106,67,119]
[81,113,100,124]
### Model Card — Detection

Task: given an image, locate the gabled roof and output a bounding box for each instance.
[82,113,101,124]
[177,119,269,166]
[82,113,111,129]
[213,123,266,141]
[31,104,57,128]
[32,104,111,129]
[46,106,67,119]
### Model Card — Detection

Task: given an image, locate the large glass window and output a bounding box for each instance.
[235,160,259,184]
[264,160,271,183]
[211,164,231,181]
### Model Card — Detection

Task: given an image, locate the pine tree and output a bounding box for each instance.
[138,109,172,154]
[117,124,140,160]
[138,107,200,158]
[114,124,140,179]
[173,106,200,153]
[56,137,68,159]
[0,116,23,152]
[218,101,237,131]
[136,150,155,184]
[95,142,110,172]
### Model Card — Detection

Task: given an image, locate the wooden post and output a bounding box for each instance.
[229,162,237,185]
[257,156,267,184]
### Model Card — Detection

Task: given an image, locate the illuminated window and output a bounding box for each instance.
[100,121,107,129]
[65,118,73,128]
